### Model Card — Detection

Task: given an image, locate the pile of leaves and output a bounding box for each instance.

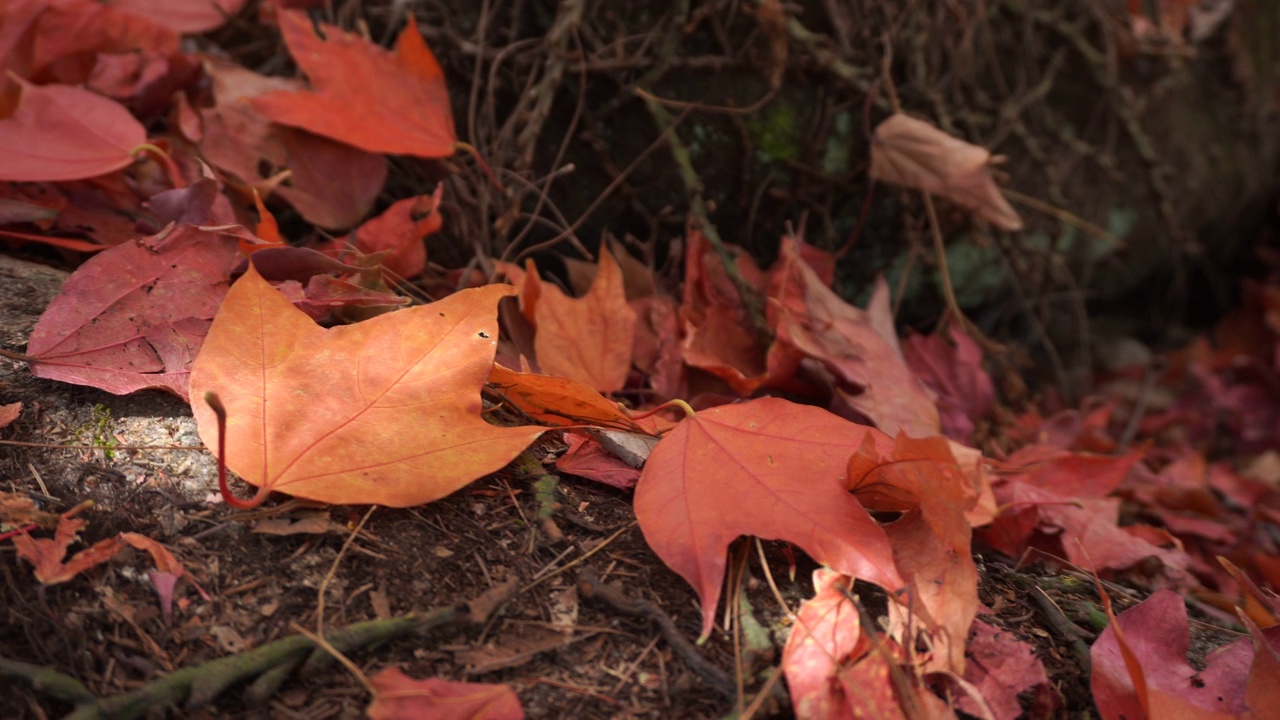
[1,1,1279,718]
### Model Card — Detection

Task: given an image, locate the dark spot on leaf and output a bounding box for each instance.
[478,331,490,339]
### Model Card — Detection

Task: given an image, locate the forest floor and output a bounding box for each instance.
[0,254,1250,719]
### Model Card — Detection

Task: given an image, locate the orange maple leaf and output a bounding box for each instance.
[198,57,386,230]
[189,265,543,507]
[348,185,445,280]
[847,431,979,674]
[634,397,905,639]
[252,10,457,159]
[487,364,646,433]
[532,245,637,394]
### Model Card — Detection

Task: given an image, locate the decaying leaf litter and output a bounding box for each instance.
[2,1,1280,719]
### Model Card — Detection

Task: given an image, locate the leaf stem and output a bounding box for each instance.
[131,143,185,190]
[629,398,696,423]
[204,392,271,510]
[0,347,37,363]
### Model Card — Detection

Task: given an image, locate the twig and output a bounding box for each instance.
[577,570,736,700]
[317,506,377,635]
[641,96,770,339]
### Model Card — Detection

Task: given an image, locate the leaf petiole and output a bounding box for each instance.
[204,392,271,510]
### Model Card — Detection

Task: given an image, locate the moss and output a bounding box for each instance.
[81,404,117,461]
[746,101,804,164]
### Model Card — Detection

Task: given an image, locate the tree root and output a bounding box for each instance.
[1,606,461,720]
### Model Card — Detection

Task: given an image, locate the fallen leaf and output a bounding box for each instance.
[784,571,955,720]
[348,186,444,280]
[0,228,107,253]
[198,58,385,229]
[769,240,940,437]
[245,245,375,284]
[87,49,198,120]
[273,127,387,230]
[847,432,978,674]
[959,620,1052,720]
[631,293,685,399]
[782,568,869,720]
[555,433,641,490]
[979,480,1191,577]
[0,79,145,182]
[252,11,457,158]
[189,266,543,507]
[1092,588,1242,720]
[870,113,1023,231]
[1240,612,1280,719]
[11,511,126,585]
[111,0,248,33]
[5,0,179,85]
[148,176,235,228]
[292,275,410,320]
[487,359,645,432]
[120,532,209,623]
[367,667,524,720]
[0,491,57,531]
[533,245,636,393]
[1000,444,1142,499]
[25,224,241,399]
[562,236,657,300]
[902,325,995,442]
[634,397,905,638]
[679,228,772,394]
[0,402,20,428]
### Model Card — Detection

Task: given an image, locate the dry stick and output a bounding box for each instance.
[317,506,376,635]
[848,594,928,720]
[289,622,376,695]
[739,667,785,720]
[609,634,662,695]
[1010,576,1093,677]
[576,570,736,700]
[641,97,770,339]
[500,20,587,263]
[1003,188,1120,247]
[753,538,795,622]
[0,440,205,452]
[633,84,779,117]
[503,106,694,267]
[518,520,636,595]
[497,170,591,262]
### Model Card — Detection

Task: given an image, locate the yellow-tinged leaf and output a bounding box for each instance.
[189,266,543,507]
